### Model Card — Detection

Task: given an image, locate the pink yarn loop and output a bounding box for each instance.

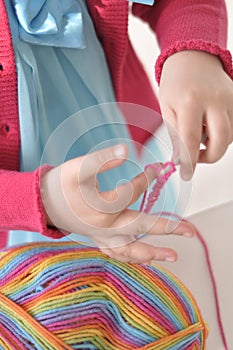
[142,161,176,213]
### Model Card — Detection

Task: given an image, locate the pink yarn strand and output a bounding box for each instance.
[195,227,229,350]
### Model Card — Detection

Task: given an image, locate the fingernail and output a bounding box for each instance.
[165,256,176,262]
[183,232,194,238]
[114,144,125,158]
[181,171,192,181]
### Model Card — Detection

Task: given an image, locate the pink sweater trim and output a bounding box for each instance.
[155,40,233,84]
[36,166,67,239]
[0,0,20,171]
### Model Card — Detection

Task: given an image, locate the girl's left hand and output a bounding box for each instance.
[159,50,233,180]
[41,144,196,265]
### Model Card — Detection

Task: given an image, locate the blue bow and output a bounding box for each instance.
[12,0,86,48]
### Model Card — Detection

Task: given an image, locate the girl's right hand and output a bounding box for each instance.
[41,144,195,264]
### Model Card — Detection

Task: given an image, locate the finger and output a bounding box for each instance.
[100,239,177,264]
[111,210,196,238]
[78,144,128,180]
[176,107,203,180]
[101,163,161,207]
[199,111,232,163]
[126,164,161,206]
[162,108,180,163]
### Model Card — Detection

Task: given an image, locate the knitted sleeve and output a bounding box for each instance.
[0,167,65,239]
[132,0,233,83]
[0,0,64,242]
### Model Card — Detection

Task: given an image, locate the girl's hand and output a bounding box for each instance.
[41,144,195,264]
[159,50,233,180]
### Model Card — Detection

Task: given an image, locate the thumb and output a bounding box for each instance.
[78,144,128,180]
[75,144,130,216]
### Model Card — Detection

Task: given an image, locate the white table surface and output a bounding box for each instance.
[140,201,233,350]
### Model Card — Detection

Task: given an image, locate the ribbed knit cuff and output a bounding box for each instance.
[37,165,68,239]
[155,40,233,84]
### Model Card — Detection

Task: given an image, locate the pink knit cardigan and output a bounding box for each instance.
[0,0,232,247]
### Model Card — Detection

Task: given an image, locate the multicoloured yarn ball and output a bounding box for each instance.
[0,242,207,349]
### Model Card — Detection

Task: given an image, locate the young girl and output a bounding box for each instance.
[0,0,232,264]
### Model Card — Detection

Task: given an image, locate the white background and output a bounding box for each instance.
[129,1,233,215]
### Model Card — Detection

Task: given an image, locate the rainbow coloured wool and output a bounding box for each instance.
[0,242,207,349]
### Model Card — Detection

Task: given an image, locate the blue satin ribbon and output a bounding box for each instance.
[12,0,86,48]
